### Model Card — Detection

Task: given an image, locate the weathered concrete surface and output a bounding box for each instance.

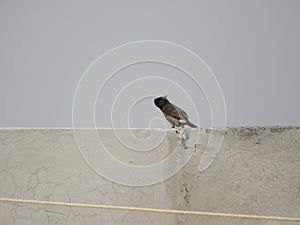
[0,127,299,225]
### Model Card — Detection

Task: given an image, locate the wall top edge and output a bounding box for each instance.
[0,126,299,130]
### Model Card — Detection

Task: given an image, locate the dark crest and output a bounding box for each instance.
[154,95,169,110]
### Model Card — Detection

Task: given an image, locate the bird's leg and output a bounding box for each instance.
[172,124,180,133]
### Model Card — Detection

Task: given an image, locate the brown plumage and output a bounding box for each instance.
[154,96,197,128]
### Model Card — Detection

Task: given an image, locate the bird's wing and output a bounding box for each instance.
[162,103,189,120]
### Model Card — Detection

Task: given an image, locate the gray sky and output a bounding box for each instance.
[0,0,299,128]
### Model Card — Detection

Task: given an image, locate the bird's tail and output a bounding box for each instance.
[186,120,197,128]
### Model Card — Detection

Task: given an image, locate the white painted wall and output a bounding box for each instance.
[0,127,299,224]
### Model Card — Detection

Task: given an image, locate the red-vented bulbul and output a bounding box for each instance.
[154,96,197,128]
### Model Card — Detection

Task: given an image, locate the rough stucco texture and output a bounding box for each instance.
[0,127,299,225]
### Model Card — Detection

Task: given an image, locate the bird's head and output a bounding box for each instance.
[154,95,170,109]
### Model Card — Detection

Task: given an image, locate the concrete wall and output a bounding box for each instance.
[0,127,299,225]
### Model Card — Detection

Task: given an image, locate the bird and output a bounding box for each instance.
[154,95,197,128]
